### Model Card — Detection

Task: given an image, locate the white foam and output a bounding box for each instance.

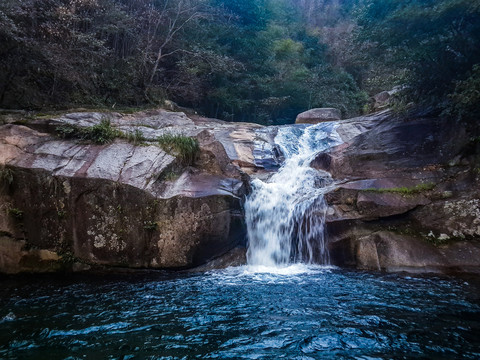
[245,122,342,266]
[212,264,337,280]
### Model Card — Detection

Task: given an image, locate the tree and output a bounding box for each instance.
[356,0,480,104]
[137,0,207,91]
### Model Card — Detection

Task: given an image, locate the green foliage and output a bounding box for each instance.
[10,0,479,123]
[57,210,66,219]
[212,0,268,29]
[424,233,452,247]
[60,251,77,265]
[356,0,480,107]
[390,97,410,116]
[6,0,476,124]
[143,221,158,231]
[0,166,14,188]
[56,119,121,144]
[157,134,199,166]
[160,170,181,182]
[192,1,367,124]
[7,207,23,220]
[0,0,368,124]
[55,124,79,139]
[446,64,480,123]
[85,119,122,144]
[364,182,435,195]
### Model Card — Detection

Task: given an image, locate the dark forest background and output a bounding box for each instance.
[1,0,479,124]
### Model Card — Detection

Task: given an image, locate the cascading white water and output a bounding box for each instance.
[245,122,342,267]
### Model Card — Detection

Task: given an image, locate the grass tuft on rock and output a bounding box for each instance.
[364,182,435,195]
[56,118,122,144]
[125,128,146,145]
[157,134,199,166]
[8,208,24,220]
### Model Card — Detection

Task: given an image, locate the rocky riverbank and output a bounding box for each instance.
[0,108,479,274]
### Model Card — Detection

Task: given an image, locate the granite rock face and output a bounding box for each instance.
[0,109,279,273]
[324,109,480,273]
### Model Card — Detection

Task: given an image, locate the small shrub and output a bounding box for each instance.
[143,221,157,231]
[60,251,78,265]
[157,133,199,166]
[8,208,23,220]
[55,124,79,139]
[0,166,14,187]
[446,64,480,123]
[391,97,410,115]
[470,136,480,147]
[84,119,121,144]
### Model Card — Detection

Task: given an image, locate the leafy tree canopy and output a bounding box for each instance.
[356,0,480,106]
[0,0,479,125]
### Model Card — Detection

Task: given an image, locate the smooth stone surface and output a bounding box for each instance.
[295,108,341,124]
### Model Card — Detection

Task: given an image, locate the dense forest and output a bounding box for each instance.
[0,0,479,124]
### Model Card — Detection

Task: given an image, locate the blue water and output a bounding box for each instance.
[1,265,480,359]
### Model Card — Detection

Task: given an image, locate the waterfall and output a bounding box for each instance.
[245,122,342,267]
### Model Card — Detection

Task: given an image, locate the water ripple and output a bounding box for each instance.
[0,268,479,359]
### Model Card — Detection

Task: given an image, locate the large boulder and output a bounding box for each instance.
[323,109,480,273]
[329,231,480,273]
[295,108,341,124]
[373,86,403,110]
[0,109,280,273]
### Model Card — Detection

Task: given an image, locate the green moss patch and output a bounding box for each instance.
[363,182,435,195]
